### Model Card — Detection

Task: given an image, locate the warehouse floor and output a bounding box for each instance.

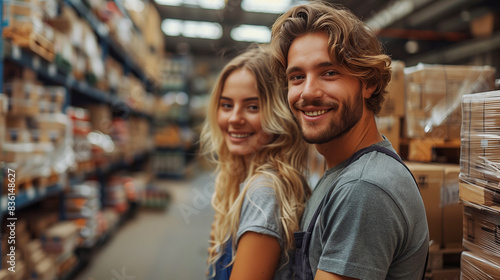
[74,169,216,280]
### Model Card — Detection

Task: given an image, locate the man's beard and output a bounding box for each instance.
[293,87,363,144]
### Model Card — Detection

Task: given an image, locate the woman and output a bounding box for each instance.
[200,45,311,280]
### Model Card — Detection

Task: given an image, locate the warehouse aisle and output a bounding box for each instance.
[74,169,216,280]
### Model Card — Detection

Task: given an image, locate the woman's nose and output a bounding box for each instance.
[228,108,245,125]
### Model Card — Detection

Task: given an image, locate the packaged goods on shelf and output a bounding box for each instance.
[2,0,44,33]
[67,106,95,174]
[129,117,153,154]
[51,180,107,247]
[461,90,500,190]
[24,239,58,280]
[84,104,112,134]
[105,56,124,92]
[102,208,120,232]
[380,60,405,117]
[52,30,74,73]
[461,250,500,279]
[405,162,463,248]
[105,177,129,213]
[462,201,500,264]
[404,64,495,140]
[141,185,170,209]
[23,211,59,238]
[153,148,186,179]
[4,79,42,116]
[40,221,79,261]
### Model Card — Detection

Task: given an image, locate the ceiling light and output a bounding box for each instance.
[124,0,145,12]
[155,0,183,6]
[241,0,291,13]
[405,40,419,54]
[231,25,271,43]
[162,19,223,39]
[155,0,224,9]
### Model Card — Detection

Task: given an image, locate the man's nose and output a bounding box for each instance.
[300,76,323,100]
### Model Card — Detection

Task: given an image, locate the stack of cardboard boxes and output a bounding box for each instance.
[459,91,500,278]
[372,62,497,279]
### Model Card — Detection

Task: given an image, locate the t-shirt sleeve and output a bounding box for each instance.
[236,178,283,247]
[316,180,406,279]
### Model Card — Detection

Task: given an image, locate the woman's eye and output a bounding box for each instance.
[220,103,232,109]
[248,105,259,110]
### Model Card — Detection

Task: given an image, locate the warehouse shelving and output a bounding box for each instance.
[0,0,159,276]
[3,40,153,120]
[66,0,158,91]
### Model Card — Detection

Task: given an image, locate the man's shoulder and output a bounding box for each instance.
[335,150,415,194]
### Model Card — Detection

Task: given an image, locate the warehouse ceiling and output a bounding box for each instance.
[153,0,500,66]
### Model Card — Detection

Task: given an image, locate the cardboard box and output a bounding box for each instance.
[380,60,405,116]
[4,80,42,116]
[83,104,112,134]
[461,250,500,279]
[462,202,500,263]
[404,64,495,139]
[376,116,400,154]
[459,181,500,207]
[443,166,463,247]
[406,162,463,247]
[0,270,13,280]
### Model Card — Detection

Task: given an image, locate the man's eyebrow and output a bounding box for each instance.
[286,61,335,76]
[286,66,301,76]
[318,61,334,68]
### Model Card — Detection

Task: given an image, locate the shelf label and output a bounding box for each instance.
[27,188,36,200]
[39,187,47,196]
[32,56,41,70]
[12,45,21,59]
[48,64,57,77]
[1,196,7,211]
[66,75,75,87]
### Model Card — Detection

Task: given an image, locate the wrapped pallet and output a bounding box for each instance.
[461,250,500,279]
[462,202,500,265]
[460,90,500,189]
[404,64,495,140]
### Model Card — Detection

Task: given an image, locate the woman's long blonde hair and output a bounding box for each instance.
[200,45,311,271]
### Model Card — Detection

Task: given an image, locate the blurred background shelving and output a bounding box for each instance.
[2,0,500,279]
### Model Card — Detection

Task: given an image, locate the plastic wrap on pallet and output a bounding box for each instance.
[462,201,500,264]
[461,250,500,279]
[404,63,495,139]
[460,90,500,191]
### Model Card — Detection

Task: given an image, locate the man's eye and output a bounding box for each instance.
[289,75,304,81]
[324,70,337,76]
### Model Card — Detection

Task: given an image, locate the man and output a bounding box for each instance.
[270,2,429,280]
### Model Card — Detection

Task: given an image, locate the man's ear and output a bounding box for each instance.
[363,84,376,99]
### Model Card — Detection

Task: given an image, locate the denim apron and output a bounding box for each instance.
[209,239,233,280]
[292,145,428,280]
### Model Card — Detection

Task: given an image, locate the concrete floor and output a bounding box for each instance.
[74,169,216,280]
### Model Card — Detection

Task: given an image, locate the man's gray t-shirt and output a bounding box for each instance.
[301,139,429,279]
[237,175,293,279]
